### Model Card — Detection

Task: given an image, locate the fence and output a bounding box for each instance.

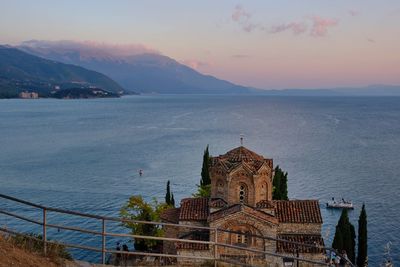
[0,193,352,267]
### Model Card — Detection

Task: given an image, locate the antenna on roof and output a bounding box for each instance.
[240,134,244,146]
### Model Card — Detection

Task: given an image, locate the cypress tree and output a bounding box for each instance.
[200,145,211,186]
[272,166,281,200]
[165,180,171,205]
[171,193,175,207]
[332,226,343,250]
[273,166,289,200]
[279,171,288,200]
[332,209,356,263]
[357,204,368,267]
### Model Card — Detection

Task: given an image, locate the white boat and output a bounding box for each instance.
[326,198,354,209]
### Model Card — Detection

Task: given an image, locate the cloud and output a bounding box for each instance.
[348,9,359,17]
[309,16,339,37]
[270,22,308,35]
[367,38,376,43]
[20,40,159,58]
[232,54,251,59]
[181,59,210,70]
[231,5,338,37]
[232,5,251,22]
[231,5,259,33]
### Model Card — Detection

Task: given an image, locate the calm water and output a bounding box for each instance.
[1,95,399,265]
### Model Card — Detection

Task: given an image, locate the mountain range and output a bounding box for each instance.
[0,45,124,98]
[1,40,400,97]
[18,40,253,94]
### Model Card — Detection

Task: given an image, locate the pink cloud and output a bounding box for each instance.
[232,54,251,59]
[231,5,259,33]
[270,22,308,35]
[309,16,339,37]
[367,38,376,43]
[348,9,359,17]
[231,5,338,38]
[232,5,251,22]
[20,40,159,58]
[181,59,210,70]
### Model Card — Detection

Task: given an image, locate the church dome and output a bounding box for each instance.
[222,146,264,163]
[211,146,272,174]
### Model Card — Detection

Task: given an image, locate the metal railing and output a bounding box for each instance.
[0,193,352,266]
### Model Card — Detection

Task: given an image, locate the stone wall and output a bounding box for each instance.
[278,223,321,235]
[162,225,179,256]
[177,249,212,266]
[278,252,326,267]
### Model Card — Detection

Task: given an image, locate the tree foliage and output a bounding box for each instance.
[200,145,211,186]
[120,196,169,251]
[193,184,211,198]
[165,180,172,205]
[357,204,368,267]
[171,193,175,207]
[194,145,211,197]
[332,209,356,263]
[272,165,288,200]
[165,180,176,207]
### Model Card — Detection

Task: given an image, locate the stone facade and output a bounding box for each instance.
[161,146,325,267]
[210,146,273,206]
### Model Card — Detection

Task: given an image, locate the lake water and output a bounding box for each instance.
[0,95,399,265]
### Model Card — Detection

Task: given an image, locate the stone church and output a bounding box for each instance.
[161,146,325,266]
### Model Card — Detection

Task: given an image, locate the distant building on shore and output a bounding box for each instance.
[19,91,39,99]
[161,146,325,266]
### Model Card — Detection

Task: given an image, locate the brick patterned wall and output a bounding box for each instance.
[278,223,321,235]
[177,249,212,266]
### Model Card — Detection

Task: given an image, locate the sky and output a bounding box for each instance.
[1,0,400,89]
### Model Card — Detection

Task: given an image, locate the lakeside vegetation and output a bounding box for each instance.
[332,205,368,266]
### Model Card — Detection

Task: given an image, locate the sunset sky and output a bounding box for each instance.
[1,0,400,89]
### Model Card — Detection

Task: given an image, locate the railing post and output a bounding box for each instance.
[101,218,106,264]
[214,228,218,267]
[42,208,47,256]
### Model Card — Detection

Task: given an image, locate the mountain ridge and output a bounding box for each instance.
[18,40,253,94]
[0,45,125,98]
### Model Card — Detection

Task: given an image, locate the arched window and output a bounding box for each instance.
[236,231,252,247]
[238,183,248,204]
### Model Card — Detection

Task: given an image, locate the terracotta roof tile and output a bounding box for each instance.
[210,198,227,208]
[176,230,210,251]
[276,234,325,253]
[160,208,180,224]
[176,242,209,250]
[275,200,322,224]
[256,200,276,209]
[209,204,278,224]
[179,198,209,221]
[211,146,273,174]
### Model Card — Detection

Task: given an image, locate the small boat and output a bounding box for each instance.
[326,198,354,209]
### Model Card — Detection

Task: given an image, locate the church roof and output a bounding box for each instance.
[209,198,228,208]
[209,203,278,224]
[160,207,180,224]
[179,198,209,221]
[223,146,264,162]
[176,230,210,251]
[211,146,272,173]
[256,200,276,209]
[276,234,325,253]
[275,200,322,224]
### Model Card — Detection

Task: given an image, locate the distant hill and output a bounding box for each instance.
[53,87,119,99]
[18,40,253,94]
[0,45,125,98]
